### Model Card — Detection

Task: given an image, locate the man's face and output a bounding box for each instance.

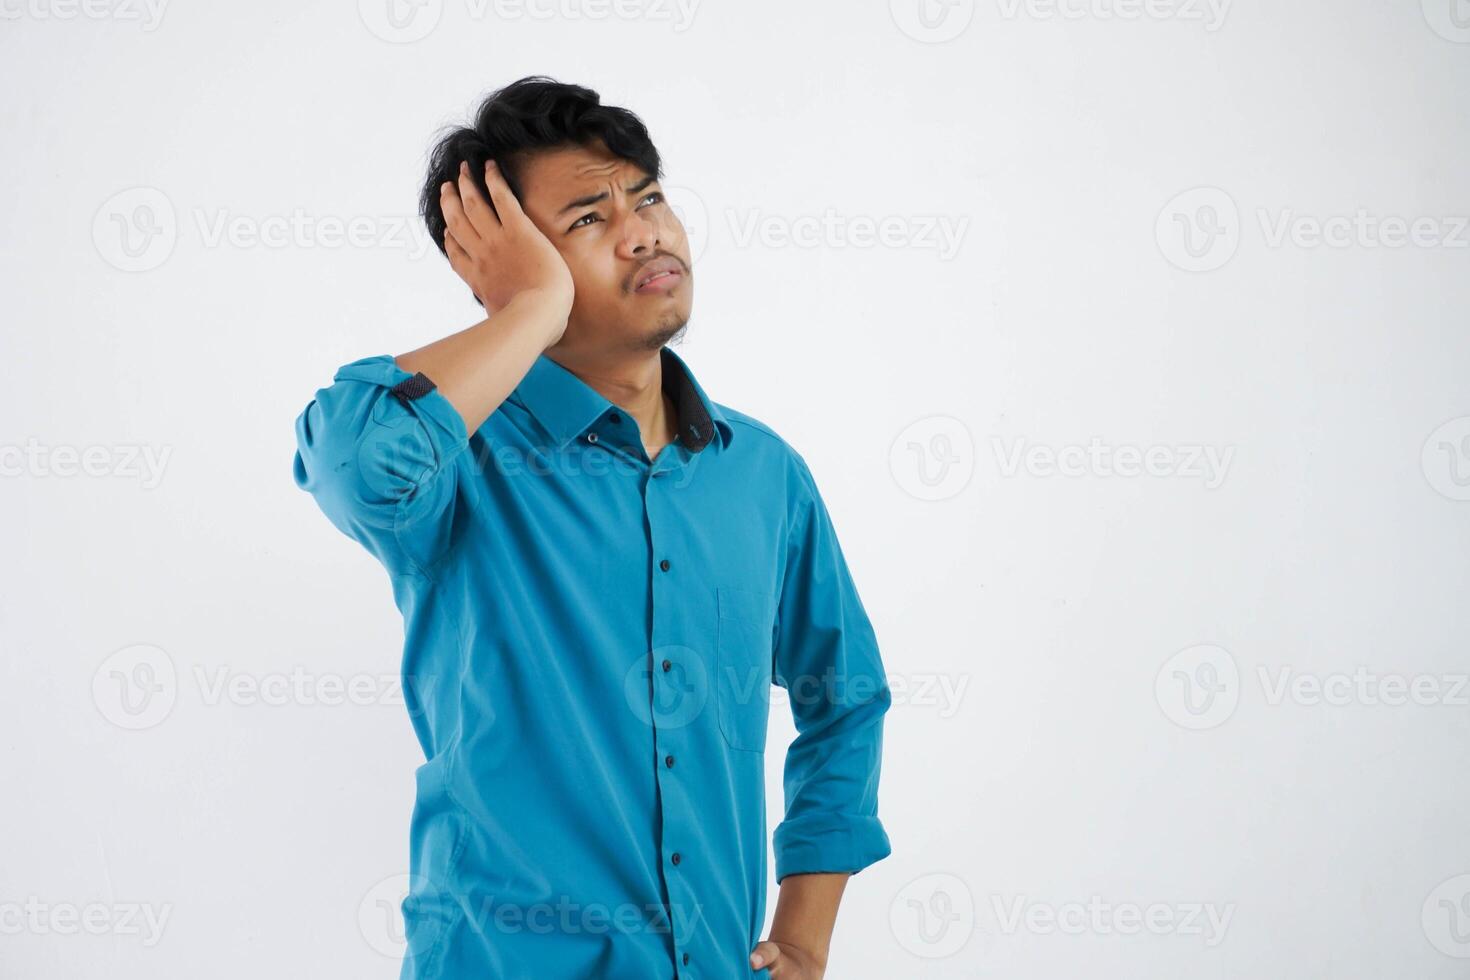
[516,140,692,353]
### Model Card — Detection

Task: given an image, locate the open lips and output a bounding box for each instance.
[634,256,684,292]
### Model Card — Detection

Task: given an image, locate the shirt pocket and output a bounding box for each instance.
[716,586,778,753]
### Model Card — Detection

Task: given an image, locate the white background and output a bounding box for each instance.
[3,0,1470,976]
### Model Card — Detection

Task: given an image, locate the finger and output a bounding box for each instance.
[483,158,526,223]
[750,941,781,970]
[445,231,487,302]
[444,226,471,269]
[456,159,502,236]
[440,180,481,249]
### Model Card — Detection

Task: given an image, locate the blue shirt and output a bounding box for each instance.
[292,345,892,979]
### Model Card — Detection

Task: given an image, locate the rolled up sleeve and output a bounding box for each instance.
[770,455,892,883]
[292,355,469,576]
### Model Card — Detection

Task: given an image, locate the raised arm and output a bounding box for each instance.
[394,159,573,435]
[292,158,571,575]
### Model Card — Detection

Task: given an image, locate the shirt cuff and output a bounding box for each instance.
[333,354,469,454]
[773,814,892,883]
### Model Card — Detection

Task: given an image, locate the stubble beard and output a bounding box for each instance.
[635,308,690,352]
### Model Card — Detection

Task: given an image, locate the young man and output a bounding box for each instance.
[292,76,891,979]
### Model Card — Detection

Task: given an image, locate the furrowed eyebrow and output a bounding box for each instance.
[556,174,658,216]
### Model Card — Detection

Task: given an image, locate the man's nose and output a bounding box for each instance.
[618,211,658,256]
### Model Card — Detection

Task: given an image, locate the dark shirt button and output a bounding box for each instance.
[661,659,672,672]
[608,412,622,424]
[586,431,599,444]
[659,559,671,572]
[665,754,675,768]
[682,953,690,965]
[671,852,681,865]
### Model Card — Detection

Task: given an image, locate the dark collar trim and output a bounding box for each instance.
[661,346,715,453]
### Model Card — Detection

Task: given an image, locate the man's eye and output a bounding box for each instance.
[568,193,661,232]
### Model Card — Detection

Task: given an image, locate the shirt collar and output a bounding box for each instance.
[508,345,732,453]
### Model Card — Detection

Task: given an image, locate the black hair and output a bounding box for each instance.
[418,76,663,262]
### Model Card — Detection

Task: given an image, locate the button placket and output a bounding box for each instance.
[644,465,698,977]
[586,409,647,461]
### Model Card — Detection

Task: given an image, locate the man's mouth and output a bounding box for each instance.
[636,270,680,290]
[634,257,685,293]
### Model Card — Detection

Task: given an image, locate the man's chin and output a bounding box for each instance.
[639,312,689,351]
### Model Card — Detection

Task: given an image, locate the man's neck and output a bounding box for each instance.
[548,347,678,461]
